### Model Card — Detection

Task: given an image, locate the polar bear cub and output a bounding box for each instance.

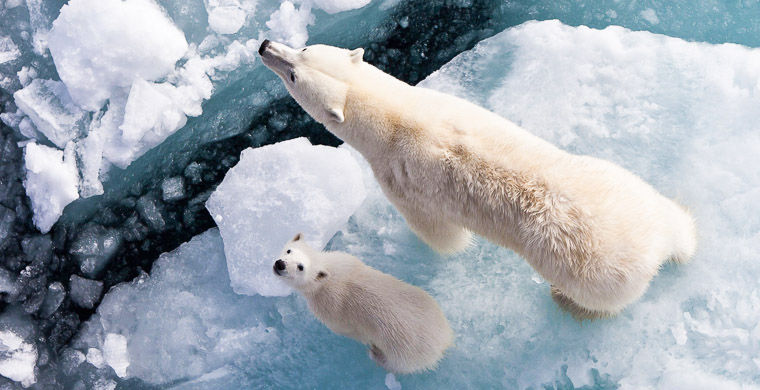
[273,233,453,374]
[259,40,697,320]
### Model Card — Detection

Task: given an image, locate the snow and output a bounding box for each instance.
[13,79,86,149]
[0,330,37,388]
[205,137,366,296]
[47,0,189,111]
[23,142,79,233]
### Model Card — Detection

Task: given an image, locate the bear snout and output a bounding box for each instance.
[258,39,271,56]
[273,259,286,275]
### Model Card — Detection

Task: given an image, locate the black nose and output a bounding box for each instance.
[274,259,286,271]
[259,39,270,55]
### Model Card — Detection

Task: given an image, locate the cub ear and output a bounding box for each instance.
[316,271,328,280]
[292,232,303,242]
[350,48,364,63]
[327,107,345,123]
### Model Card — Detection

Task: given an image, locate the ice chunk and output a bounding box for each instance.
[102,333,128,378]
[0,205,15,247]
[161,176,185,202]
[116,79,188,169]
[47,0,189,111]
[311,0,372,14]
[69,225,123,278]
[39,282,65,318]
[207,5,247,35]
[0,36,20,64]
[205,137,366,296]
[23,142,79,233]
[384,373,401,390]
[77,229,279,385]
[136,194,166,232]
[640,8,660,25]
[0,330,37,388]
[13,79,86,149]
[69,275,103,309]
[265,1,314,48]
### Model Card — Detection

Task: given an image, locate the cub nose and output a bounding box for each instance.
[259,39,271,55]
[274,259,286,271]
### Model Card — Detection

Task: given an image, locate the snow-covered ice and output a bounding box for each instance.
[23,142,79,233]
[205,137,366,296]
[47,0,189,111]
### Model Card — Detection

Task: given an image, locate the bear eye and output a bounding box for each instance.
[286,249,291,254]
[290,71,295,83]
[302,48,307,52]
[297,264,304,271]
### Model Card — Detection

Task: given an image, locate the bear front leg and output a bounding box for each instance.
[394,202,472,254]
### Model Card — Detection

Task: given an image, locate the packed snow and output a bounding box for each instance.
[205,137,366,296]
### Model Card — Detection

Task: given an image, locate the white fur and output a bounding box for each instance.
[260,42,697,319]
[273,234,453,374]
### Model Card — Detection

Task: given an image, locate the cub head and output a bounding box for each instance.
[273,233,329,292]
[258,39,364,125]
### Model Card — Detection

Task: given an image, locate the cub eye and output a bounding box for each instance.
[302,48,307,52]
[290,72,295,82]
[297,264,304,271]
[286,249,291,254]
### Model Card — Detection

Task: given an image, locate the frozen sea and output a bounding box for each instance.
[1,0,759,389]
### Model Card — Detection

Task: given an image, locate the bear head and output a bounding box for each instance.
[273,233,329,292]
[258,39,364,125]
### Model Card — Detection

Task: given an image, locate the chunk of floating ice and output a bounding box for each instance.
[79,229,279,385]
[265,1,314,49]
[69,275,104,309]
[23,142,79,233]
[206,137,366,296]
[161,176,186,202]
[312,0,372,14]
[13,79,86,149]
[0,36,20,64]
[0,329,37,388]
[207,5,247,35]
[384,373,401,390]
[47,0,189,111]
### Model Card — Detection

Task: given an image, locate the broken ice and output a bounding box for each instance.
[206,137,366,296]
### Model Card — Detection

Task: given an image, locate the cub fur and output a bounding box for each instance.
[273,233,453,373]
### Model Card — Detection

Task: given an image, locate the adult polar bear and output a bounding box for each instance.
[258,40,696,320]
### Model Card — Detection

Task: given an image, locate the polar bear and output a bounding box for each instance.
[273,233,453,374]
[259,40,697,320]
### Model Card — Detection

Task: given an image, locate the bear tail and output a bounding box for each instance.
[669,205,697,264]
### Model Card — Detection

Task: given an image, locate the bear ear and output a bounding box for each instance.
[316,271,328,280]
[292,232,303,242]
[327,107,345,123]
[350,48,364,63]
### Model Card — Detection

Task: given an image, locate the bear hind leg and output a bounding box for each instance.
[550,285,614,321]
